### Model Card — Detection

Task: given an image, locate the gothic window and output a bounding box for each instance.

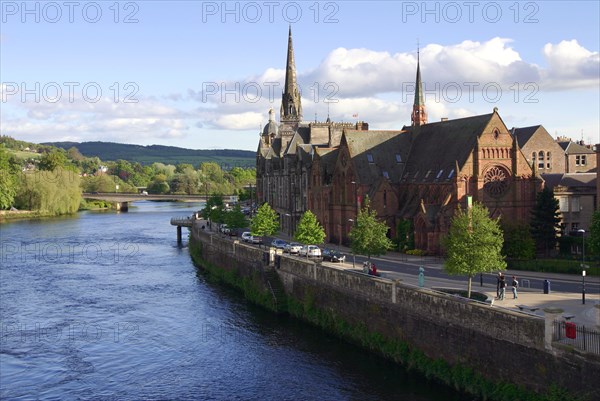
[483,165,510,198]
[538,151,545,169]
[493,129,500,140]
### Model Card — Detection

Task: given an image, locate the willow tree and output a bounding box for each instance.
[348,197,394,260]
[443,202,506,298]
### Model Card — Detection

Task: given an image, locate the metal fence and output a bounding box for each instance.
[553,320,600,355]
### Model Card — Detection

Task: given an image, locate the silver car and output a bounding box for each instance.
[284,242,303,254]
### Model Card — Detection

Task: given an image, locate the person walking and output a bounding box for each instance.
[499,275,507,300]
[496,272,503,298]
[511,276,519,299]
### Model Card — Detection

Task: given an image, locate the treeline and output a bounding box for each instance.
[1,136,256,216]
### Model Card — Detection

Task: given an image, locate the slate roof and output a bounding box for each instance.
[344,130,411,185]
[402,113,494,182]
[558,141,595,155]
[542,173,597,190]
[512,125,541,147]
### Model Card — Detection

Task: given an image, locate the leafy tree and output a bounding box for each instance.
[250,202,279,238]
[14,168,81,215]
[202,194,225,224]
[175,163,194,174]
[530,187,561,256]
[396,218,414,252]
[67,146,84,162]
[224,204,247,230]
[38,149,69,171]
[443,202,506,298]
[589,211,600,259]
[147,175,170,194]
[349,197,394,260]
[294,210,326,246]
[502,223,535,260]
[0,147,19,209]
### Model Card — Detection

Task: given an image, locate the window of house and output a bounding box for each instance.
[538,151,545,169]
[382,171,389,179]
[546,152,551,169]
[395,154,402,163]
[367,154,374,163]
[576,155,587,166]
[571,197,580,212]
[571,222,579,231]
[559,197,568,212]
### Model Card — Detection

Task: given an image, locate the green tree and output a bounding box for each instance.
[202,194,225,225]
[294,210,326,246]
[530,187,561,256]
[589,211,600,259]
[503,223,535,260]
[175,163,194,174]
[0,147,19,209]
[348,197,394,261]
[396,218,414,252]
[443,203,506,298]
[224,204,247,230]
[15,168,81,215]
[38,149,69,171]
[250,202,279,238]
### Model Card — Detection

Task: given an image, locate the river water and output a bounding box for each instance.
[1,202,469,400]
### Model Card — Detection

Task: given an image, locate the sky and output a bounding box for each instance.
[1,1,599,151]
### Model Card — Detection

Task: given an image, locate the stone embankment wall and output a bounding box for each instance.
[191,227,600,400]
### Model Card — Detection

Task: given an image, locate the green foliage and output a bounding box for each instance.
[443,203,506,297]
[503,223,535,260]
[38,149,70,171]
[202,194,225,224]
[406,249,427,256]
[507,258,599,276]
[589,211,600,258]
[396,218,414,252]
[250,202,279,237]
[349,197,393,259]
[294,210,326,245]
[0,147,20,209]
[530,188,561,256]
[81,174,136,193]
[224,204,247,229]
[14,168,81,215]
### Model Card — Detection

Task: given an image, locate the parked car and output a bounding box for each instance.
[241,232,253,242]
[322,248,346,263]
[271,239,288,249]
[284,242,303,254]
[219,224,230,234]
[250,235,263,244]
[299,245,321,257]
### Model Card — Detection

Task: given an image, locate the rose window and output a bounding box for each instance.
[484,166,509,197]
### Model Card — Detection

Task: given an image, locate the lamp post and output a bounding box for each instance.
[348,218,355,268]
[578,229,586,304]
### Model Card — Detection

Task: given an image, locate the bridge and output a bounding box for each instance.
[170,216,195,244]
[83,193,235,211]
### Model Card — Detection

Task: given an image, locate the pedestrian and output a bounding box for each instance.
[499,275,507,300]
[496,272,503,298]
[511,276,519,299]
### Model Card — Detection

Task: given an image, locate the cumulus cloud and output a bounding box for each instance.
[541,40,600,89]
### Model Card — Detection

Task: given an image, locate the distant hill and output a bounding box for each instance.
[43,141,256,168]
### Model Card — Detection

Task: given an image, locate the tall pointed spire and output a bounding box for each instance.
[280,25,302,123]
[411,44,427,126]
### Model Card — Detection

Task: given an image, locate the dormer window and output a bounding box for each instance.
[395,154,402,163]
[367,154,374,163]
[383,171,389,179]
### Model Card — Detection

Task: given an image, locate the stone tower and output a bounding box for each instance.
[411,49,427,126]
[280,26,302,125]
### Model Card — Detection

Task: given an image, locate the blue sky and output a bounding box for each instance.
[1,1,599,151]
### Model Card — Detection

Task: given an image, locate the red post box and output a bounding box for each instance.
[565,322,576,339]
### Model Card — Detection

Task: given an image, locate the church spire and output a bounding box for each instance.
[411,45,427,126]
[280,25,302,123]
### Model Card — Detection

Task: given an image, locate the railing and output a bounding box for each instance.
[553,320,600,355]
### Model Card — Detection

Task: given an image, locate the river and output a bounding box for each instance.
[0,202,470,400]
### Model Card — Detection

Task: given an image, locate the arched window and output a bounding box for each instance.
[538,151,545,169]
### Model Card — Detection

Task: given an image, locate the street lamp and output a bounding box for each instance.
[578,229,587,304]
[348,218,355,268]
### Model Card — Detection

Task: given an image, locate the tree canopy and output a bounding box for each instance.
[294,210,326,245]
[348,197,394,260]
[530,187,561,256]
[250,203,279,237]
[443,202,506,298]
[588,211,600,259]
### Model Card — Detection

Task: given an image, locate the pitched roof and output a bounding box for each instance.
[542,173,597,190]
[512,125,541,147]
[344,130,411,184]
[402,113,494,182]
[558,141,595,155]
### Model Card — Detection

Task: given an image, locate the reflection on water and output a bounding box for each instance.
[0,202,468,400]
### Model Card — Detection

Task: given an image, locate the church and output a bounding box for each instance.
[257,28,543,254]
